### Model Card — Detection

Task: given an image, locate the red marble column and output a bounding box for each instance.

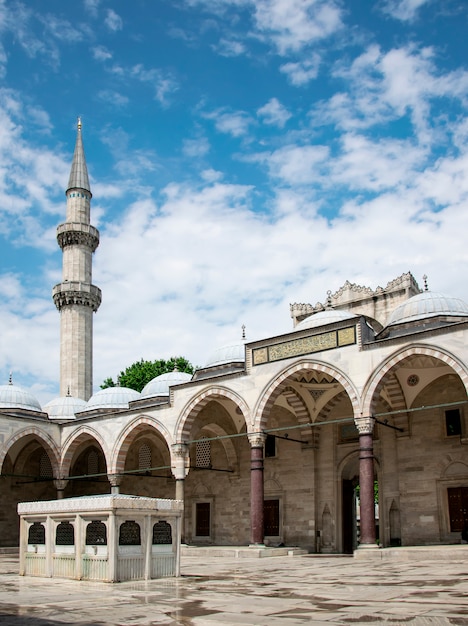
[356,417,376,547]
[249,434,265,546]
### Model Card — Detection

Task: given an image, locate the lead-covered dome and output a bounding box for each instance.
[141,370,192,398]
[205,340,246,367]
[43,395,87,420]
[386,291,468,327]
[0,381,42,411]
[295,309,357,331]
[86,386,141,410]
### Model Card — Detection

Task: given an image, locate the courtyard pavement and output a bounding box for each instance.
[1,550,468,625]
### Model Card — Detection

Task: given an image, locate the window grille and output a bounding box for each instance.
[28,522,45,545]
[196,438,211,468]
[56,521,74,546]
[119,521,141,545]
[152,521,172,545]
[138,443,152,470]
[87,450,99,475]
[39,453,53,478]
[86,521,107,545]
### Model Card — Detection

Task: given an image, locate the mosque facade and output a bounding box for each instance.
[1,123,468,554]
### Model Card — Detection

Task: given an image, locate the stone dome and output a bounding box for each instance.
[43,395,88,420]
[295,309,358,331]
[141,370,193,398]
[0,382,42,411]
[86,386,141,410]
[386,291,468,327]
[205,340,246,367]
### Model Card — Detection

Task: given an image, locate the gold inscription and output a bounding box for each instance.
[338,327,355,346]
[252,325,357,365]
[269,332,337,362]
[253,347,268,365]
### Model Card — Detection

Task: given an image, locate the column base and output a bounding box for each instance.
[249,543,266,549]
[357,543,380,550]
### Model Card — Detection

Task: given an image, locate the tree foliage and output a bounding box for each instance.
[101,357,195,393]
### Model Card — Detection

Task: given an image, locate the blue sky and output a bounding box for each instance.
[0,0,467,404]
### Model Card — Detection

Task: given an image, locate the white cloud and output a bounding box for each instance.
[280,55,320,86]
[204,108,253,137]
[257,97,291,127]
[105,9,123,32]
[183,136,211,157]
[92,45,112,61]
[381,0,431,21]
[216,38,247,56]
[252,0,343,54]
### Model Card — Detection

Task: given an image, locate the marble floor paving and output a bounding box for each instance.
[1,552,468,625]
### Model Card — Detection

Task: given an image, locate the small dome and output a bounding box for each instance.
[86,386,141,410]
[43,395,87,420]
[205,341,246,367]
[0,382,42,411]
[141,371,192,398]
[386,291,468,326]
[295,309,357,331]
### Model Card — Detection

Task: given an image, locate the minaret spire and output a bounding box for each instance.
[52,119,101,401]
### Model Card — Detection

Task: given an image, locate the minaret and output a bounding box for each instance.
[52,119,101,401]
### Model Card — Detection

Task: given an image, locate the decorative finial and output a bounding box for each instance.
[77,116,82,130]
[8,371,12,385]
[326,290,333,309]
[423,274,428,291]
[173,362,179,372]
[241,324,246,340]
[66,386,71,397]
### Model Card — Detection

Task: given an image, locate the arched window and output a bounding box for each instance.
[56,521,74,545]
[39,453,53,478]
[138,443,151,470]
[28,522,45,545]
[86,521,107,545]
[87,450,99,475]
[196,437,211,468]
[152,521,172,545]
[119,521,141,545]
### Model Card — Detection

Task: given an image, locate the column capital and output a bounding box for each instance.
[248,432,266,448]
[107,473,123,488]
[171,443,189,480]
[355,416,375,436]
[54,479,69,491]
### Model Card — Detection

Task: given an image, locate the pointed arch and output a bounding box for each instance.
[61,426,109,477]
[175,386,251,442]
[0,427,61,477]
[253,360,360,432]
[111,415,173,475]
[362,344,468,417]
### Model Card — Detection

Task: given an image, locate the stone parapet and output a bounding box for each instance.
[56,222,99,252]
[52,282,102,312]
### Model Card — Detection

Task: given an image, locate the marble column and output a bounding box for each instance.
[54,478,69,499]
[171,443,189,543]
[107,474,122,495]
[248,433,266,547]
[355,416,377,548]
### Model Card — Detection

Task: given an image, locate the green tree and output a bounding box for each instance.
[101,357,195,393]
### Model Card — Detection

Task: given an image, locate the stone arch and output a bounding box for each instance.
[61,426,109,478]
[176,386,251,442]
[111,415,173,475]
[281,386,313,442]
[362,344,468,417]
[193,422,239,473]
[0,427,61,478]
[253,360,360,432]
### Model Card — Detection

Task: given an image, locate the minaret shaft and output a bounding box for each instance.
[53,120,101,401]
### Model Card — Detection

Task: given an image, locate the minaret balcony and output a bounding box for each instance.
[52,282,102,312]
[57,223,99,252]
